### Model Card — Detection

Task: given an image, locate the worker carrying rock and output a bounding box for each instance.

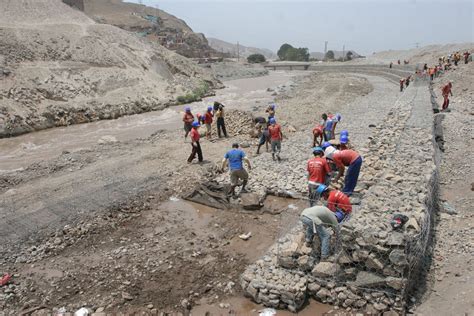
[268,118,283,161]
[324,113,342,140]
[182,106,194,141]
[307,146,331,206]
[312,123,324,147]
[204,106,214,139]
[221,143,252,197]
[300,205,338,260]
[213,101,228,138]
[187,121,203,164]
[324,146,362,196]
[441,82,453,111]
[255,117,270,155]
[265,103,276,121]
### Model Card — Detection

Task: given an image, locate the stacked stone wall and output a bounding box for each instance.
[241,79,440,314]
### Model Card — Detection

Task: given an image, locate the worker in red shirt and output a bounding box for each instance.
[324,146,362,196]
[464,51,470,64]
[307,146,331,206]
[182,106,194,141]
[312,124,324,147]
[187,121,203,163]
[268,118,283,162]
[203,106,214,139]
[318,185,352,223]
[399,78,405,92]
[441,82,453,111]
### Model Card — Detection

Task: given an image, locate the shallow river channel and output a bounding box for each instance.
[0,71,302,171]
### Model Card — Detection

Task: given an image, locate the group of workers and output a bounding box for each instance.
[395,50,472,112]
[182,98,363,259]
[183,101,228,164]
[182,48,471,259]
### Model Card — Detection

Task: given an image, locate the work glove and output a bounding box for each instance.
[335,210,346,223]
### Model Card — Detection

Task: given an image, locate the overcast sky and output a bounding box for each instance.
[127,0,473,54]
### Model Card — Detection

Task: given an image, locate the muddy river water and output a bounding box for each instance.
[0,71,302,172]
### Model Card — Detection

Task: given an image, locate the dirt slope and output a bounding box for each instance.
[208,37,276,59]
[364,43,474,64]
[0,0,220,138]
[81,0,217,57]
[415,61,474,316]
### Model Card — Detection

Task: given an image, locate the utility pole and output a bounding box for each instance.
[324,41,328,60]
[237,41,240,62]
[342,44,345,62]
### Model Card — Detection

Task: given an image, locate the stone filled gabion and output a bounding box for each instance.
[241,79,437,313]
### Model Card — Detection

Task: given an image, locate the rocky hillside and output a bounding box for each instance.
[0,0,221,138]
[73,0,218,58]
[208,37,276,59]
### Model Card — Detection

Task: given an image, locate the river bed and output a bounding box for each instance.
[0,71,303,171]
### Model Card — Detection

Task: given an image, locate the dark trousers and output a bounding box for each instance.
[343,156,362,196]
[188,141,203,163]
[217,117,227,137]
[442,96,450,110]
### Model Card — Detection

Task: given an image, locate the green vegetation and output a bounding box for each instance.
[277,43,309,62]
[176,81,210,104]
[247,53,266,63]
[325,50,335,60]
[346,51,353,61]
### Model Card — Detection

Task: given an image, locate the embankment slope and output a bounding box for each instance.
[0,0,220,138]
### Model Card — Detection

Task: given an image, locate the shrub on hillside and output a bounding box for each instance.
[247,53,266,63]
[176,81,210,104]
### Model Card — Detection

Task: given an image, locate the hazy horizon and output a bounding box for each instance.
[127,0,473,54]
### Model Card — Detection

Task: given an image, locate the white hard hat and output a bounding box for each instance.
[324,146,337,159]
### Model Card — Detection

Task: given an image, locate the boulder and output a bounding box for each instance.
[350,271,385,288]
[312,262,338,278]
[316,288,331,300]
[240,193,263,210]
[389,249,408,266]
[386,232,405,246]
[366,255,384,271]
[385,277,405,290]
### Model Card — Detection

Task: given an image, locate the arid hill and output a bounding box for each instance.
[68,0,219,58]
[0,0,221,137]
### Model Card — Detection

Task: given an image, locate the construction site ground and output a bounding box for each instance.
[0,62,473,315]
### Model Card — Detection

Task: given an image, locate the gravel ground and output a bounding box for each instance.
[415,60,474,316]
[0,68,402,314]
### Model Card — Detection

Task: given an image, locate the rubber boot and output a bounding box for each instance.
[227,185,236,198]
[240,180,248,193]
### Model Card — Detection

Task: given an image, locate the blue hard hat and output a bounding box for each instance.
[192,121,200,127]
[269,103,276,109]
[321,141,331,149]
[185,106,191,112]
[340,135,349,144]
[207,106,213,111]
[312,146,324,154]
[340,130,349,136]
[316,184,328,195]
[269,118,276,124]
[335,113,342,121]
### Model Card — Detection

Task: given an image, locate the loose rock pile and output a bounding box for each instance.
[240,79,438,314]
